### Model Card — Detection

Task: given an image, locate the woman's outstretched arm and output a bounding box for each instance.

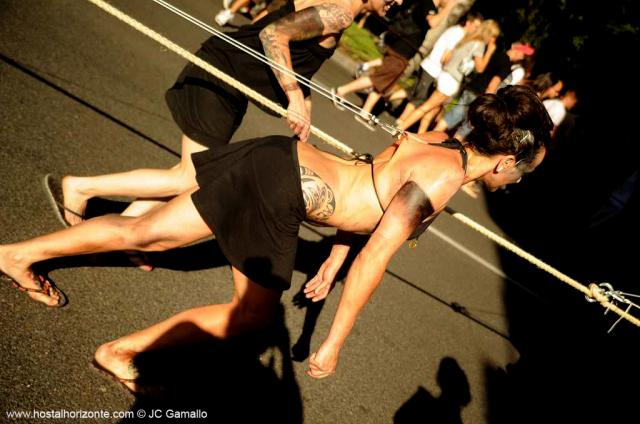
[306,181,436,378]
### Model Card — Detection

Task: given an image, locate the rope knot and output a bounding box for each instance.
[588,283,610,304]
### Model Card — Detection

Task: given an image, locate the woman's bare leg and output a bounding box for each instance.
[396,103,416,126]
[433,117,450,132]
[93,267,282,391]
[399,91,449,131]
[0,189,211,306]
[62,134,207,225]
[417,106,441,134]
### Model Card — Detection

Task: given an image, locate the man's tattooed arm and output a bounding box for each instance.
[259,4,353,95]
[300,166,336,221]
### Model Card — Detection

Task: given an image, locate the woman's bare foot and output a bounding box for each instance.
[94,341,141,392]
[61,176,89,226]
[0,248,64,307]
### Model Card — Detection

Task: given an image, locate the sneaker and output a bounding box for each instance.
[330,87,346,111]
[239,6,250,13]
[215,9,234,26]
[354,114,376,131]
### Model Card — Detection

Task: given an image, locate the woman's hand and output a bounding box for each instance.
[306,342,340,379]
[304,258,340,302]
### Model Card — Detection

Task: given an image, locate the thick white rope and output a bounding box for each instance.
[86,0,638,329]
[86,0,361,158]
[150,0,402,137]
[152,0,328,100]
[446,207,640,327]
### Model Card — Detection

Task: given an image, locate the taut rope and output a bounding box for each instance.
[86,0,369,160]
[446,207,640,329]
[86,0,638,330]
[150,0,403,138]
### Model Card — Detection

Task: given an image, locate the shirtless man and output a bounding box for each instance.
[1,86,552,381]
[57,0,403,226]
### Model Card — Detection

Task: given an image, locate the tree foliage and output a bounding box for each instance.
[475,0,639,82]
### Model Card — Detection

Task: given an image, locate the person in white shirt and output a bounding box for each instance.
[543,87,578,137]
[397,19,501,132]
[394,11,483,126]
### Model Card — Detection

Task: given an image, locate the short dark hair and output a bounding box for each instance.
[466,85,554,165]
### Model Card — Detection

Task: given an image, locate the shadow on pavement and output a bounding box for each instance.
[394,357,471,424]
[479,112,640,423]
[41,200,517,365]
[105,305,303,423]
[289,233,368,362]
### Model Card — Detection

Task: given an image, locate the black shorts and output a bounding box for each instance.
[191,136,306,291]
[165,48,249,149]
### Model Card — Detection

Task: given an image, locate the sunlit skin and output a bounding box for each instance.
[480,147,546,191]
[58,0,404,230]
[0,130,539,379]
[2,72,554,384]
[259,0,402,141]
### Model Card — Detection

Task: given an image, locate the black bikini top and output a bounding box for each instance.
[369,138,468,243]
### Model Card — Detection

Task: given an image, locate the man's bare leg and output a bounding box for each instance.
[93,267,282,391]
[335,76,374,98]
[360,91,382,114]
[0,189,210,306]
[387,88,407,103]
[61,135,207,225]
[109,200,166,272]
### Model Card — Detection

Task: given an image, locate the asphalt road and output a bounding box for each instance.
[1,1,637,423]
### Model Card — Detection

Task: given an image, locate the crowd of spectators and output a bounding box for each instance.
[329,0,578,148]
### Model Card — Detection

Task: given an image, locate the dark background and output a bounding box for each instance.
[375,0,639,292]
[474,0,639,292]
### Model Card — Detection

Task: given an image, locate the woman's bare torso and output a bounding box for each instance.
[297,132,464,234]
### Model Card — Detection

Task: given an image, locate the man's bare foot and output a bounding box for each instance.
[61,176,89,226]
[0,248,65,307]
[94,341,141,393]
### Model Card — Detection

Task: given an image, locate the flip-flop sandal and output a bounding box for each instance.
[1,271,68,307]
[42,173,84,228]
